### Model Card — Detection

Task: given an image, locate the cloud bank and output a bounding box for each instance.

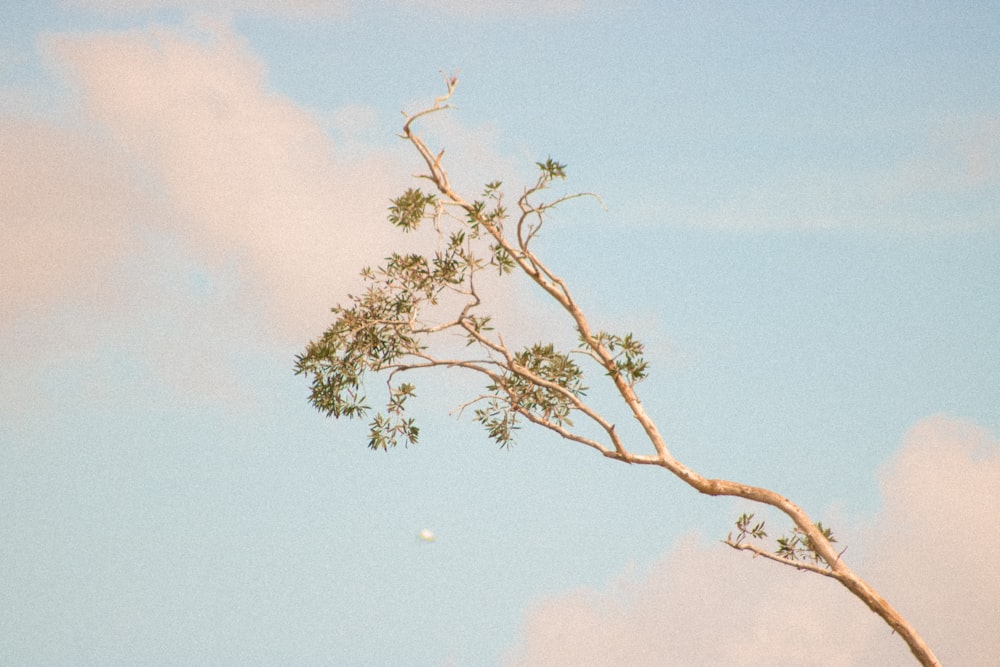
[2,15,574,422]
[63,0,351,18]
[27,18,413,341]
[506,414,1000,666]
[65,0,586,19]
[0,117,147,320]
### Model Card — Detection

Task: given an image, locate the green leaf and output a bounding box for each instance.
[536,158,567,180]
[388,188,436,231]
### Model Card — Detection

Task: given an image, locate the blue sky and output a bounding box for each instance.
[2,2,999,665]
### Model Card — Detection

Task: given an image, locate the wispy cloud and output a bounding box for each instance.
[895,117,1000,194]
[397,0,585,17]
[505,414,1000,666]
[62,0,352,18]
[637,117,1000,234]
[64,0,586,18]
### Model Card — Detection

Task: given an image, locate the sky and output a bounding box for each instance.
[2,2,999,666]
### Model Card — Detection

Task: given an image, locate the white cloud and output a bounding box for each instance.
[505,414,1000,666]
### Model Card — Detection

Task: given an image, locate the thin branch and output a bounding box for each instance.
[449,393,499,419]
[459,319,629,456]
[311,79,943,667]
[401,93,676,464]
[401,72,458,134]
[514,403,618,458]
[722,540,838,578]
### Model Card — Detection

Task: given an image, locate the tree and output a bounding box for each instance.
[294,76,940,666]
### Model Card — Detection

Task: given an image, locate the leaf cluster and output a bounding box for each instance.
[729,512,837,567]
[297,130,606,452]
[465,182,517,275]
[591,331,649,386]
[776,521,837,564]
[389,188,437,231]
[293,274,420,421]
[295,183,487,427]
[536,157,567,181]
[368,383,420,450]
[728,512,768,546]
[294,80,941,667]
[474,343,588,447]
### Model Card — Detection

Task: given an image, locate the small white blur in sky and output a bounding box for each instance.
[2,2,999,666]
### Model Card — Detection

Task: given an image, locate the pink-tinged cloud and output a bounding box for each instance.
[46,19,412,341]
[0,116,147,321]
[505,414,1000,666]
[3,17,577,419]
[861,415,1000,665]
[66,0,585,18]
[63,0,351,18]
[398,0,584,16]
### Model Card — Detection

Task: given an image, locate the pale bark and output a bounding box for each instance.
[395,77,941,667]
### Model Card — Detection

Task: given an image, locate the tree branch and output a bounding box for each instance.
[300,75,941,667]
[722,539,839,578]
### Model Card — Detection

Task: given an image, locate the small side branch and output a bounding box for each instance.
[722,539,838,578]
[302,76,942,667]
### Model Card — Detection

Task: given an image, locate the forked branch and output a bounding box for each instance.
[297,75,940,667]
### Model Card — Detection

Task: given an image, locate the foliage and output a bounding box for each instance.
[294,77,940,666]
[295,131,627,454]
[776,521,837,564]
[729,512,768,546]
[728,513,839,569]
